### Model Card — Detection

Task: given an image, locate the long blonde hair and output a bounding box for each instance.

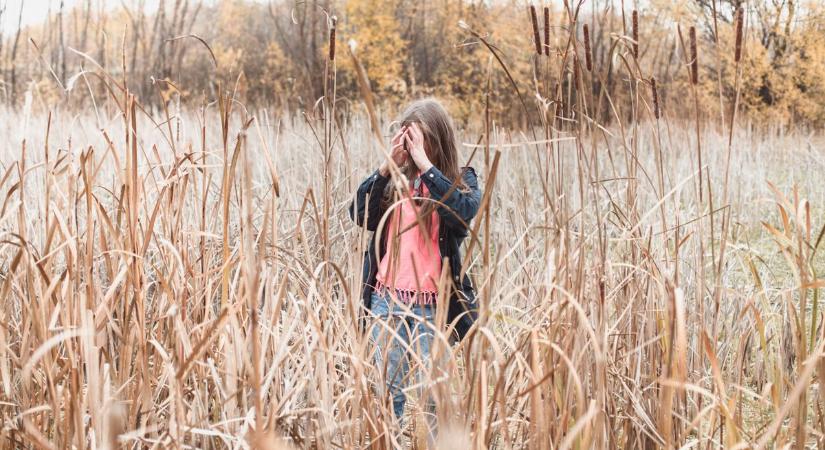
[382,98,466,232]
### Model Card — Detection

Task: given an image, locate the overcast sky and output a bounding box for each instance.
[0,0,162,34]
[0,0,282,35]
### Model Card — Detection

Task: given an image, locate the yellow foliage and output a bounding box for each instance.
[340,0,407,96]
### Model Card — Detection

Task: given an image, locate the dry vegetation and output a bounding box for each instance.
[0,1,824,449]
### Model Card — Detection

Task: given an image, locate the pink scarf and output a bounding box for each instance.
[375,179,442,304]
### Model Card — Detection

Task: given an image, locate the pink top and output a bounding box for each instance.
[375,179,442,304]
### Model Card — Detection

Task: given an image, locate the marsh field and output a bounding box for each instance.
[1,0,825,449]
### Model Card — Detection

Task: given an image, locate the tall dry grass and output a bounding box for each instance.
[0,101,823,448]
[0,4,824,449]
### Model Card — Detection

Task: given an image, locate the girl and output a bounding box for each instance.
[348,98,482,429]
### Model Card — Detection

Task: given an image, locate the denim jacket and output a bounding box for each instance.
[348,165,482,341]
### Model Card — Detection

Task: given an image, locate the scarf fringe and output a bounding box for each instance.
[375,281,437,305]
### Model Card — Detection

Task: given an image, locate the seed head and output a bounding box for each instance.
[651,77,660,119]
[544,7,551,56]
[689,26,698,85]
[328,16,337,61]
[583,24,592,71]
[632,10,639,59]
[573,58,580,90]
[734,7,744,63]
[529,5,543,56]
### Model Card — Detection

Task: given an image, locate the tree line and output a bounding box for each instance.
[0,0,823,127]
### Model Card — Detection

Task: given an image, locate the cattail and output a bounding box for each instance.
[651,77,660,119]
[734,7,744,63]
[544,6,551,56]
[573,58,580,90]
[328,17,337,61]
[529,5,542,56]
[689,26,698,85]
[632,10,639,59]
[583,24,592,71]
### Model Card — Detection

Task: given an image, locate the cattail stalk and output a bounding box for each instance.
[651,77,660,119]
[689,27,698,85]
[553,82,562,122]
[734,8,744,63]
[544,7,551,56]
[583,24,592,71]
[632,10,639,59]
[529,5,542,56]
[328,17,337,61]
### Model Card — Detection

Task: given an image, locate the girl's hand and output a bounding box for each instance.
[379,126,410,176]
[405,123,433,172]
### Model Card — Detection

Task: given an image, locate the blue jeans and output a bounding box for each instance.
[369,289,436,423]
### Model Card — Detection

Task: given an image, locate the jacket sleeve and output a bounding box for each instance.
[420,166,481,231]
[349,170,391,231]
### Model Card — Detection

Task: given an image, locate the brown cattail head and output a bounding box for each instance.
[689,26,698,84]
[573,58,580,90]
[632,10,639,59]
[583,24,592,71]
[734,7,744,63]
[544,6,551,56]
[529,5,542,56]
[328,16,337,61]
[651,77,660,119]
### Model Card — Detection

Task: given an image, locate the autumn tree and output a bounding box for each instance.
[340,0,407,97]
